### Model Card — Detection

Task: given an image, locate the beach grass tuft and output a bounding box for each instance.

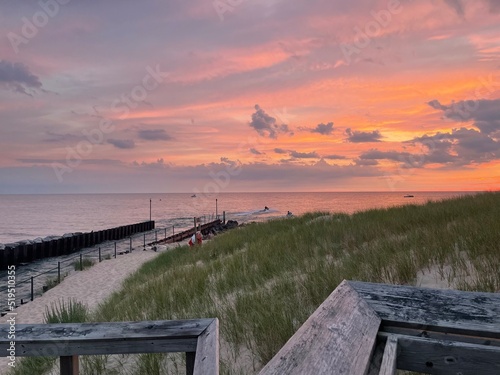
[8,299,89,375]
[73,257,95,271]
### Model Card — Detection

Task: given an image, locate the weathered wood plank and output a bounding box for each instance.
[350,281,500,338]
[379,336,397,375]
[259,280,381,375]
[60,355,79,375]
[0,319,212,357]
[381,325,500,347]
[15,338,197,356]
[380,333,500,375]
[194,318,219,375]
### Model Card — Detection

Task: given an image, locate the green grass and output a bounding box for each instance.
[42,272,69,293]
[11,192,500,374]
[73,257,95,271]
[8,299,89,375]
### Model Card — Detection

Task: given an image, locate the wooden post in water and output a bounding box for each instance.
[58,262,61,284]
[114,242,117,258]
[30,277,34,301]
[223,211,225,225]
[129,237,132,252]
[98,247,101,262]
[79,253,83,271]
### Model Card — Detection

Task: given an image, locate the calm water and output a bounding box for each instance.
[0,192,476,245]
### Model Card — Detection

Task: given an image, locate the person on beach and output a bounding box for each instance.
[188,231,203,247]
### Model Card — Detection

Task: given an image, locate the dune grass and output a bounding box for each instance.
[73,257,95,271]
[89,191,500,373]
[10,192,500,374]
[9,299,89,375]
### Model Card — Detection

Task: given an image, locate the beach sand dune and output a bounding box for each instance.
[0,247,165,374]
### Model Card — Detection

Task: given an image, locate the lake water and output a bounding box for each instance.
[0,191,476,244]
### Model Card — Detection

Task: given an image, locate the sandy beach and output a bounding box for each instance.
[0,246,168,374]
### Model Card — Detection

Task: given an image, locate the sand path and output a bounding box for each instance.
[0,246,167,374]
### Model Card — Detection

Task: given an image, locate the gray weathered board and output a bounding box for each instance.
[0,318,219,375]
[259,280,381,374]
[260,280,500,375]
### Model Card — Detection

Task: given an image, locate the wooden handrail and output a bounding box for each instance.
[0,318,219,375]
[260,280,500,375]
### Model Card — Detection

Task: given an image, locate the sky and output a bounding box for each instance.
[0,0,499,194]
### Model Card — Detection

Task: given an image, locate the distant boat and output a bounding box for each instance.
[404,194,414,198]
[191,194,196,198]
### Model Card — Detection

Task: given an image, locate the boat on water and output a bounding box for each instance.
[403,194,414,198]
[191,194,196,198]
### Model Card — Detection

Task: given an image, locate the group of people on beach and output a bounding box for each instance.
[188,231,203,247]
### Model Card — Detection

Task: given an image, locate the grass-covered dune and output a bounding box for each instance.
[13,192,500,374]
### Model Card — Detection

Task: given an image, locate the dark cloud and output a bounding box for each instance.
[249,104,293,139]
[411,127,500,165]
[427,98,500,135]
[359,149,429,169]
[250,148,264,155]
[290,150,320,159]
[17,158,64,164]
[43,131,81,143]
[345,128,383,142]
[486,0,500,13]
[354,158,379,166]
[108,139,135,149]
[311,122,334,135]
[324,154,346,160]
[0,60,43,95]
[444,0,465,17]
[360,125,500,170]
[360,150,417,162]
[274,148,288,154]
[138,129,172,141]
[427,99,448,111]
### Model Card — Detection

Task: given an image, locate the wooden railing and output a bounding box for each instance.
[2,281,499,374]
[259,280,500,375]
[0,318,218,375]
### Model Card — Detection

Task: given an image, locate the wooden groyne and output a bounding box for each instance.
[0,221,155,270]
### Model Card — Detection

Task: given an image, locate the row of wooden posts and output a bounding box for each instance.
[0,221,155,270]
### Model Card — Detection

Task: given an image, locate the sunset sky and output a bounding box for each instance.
[1,0,499,193]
